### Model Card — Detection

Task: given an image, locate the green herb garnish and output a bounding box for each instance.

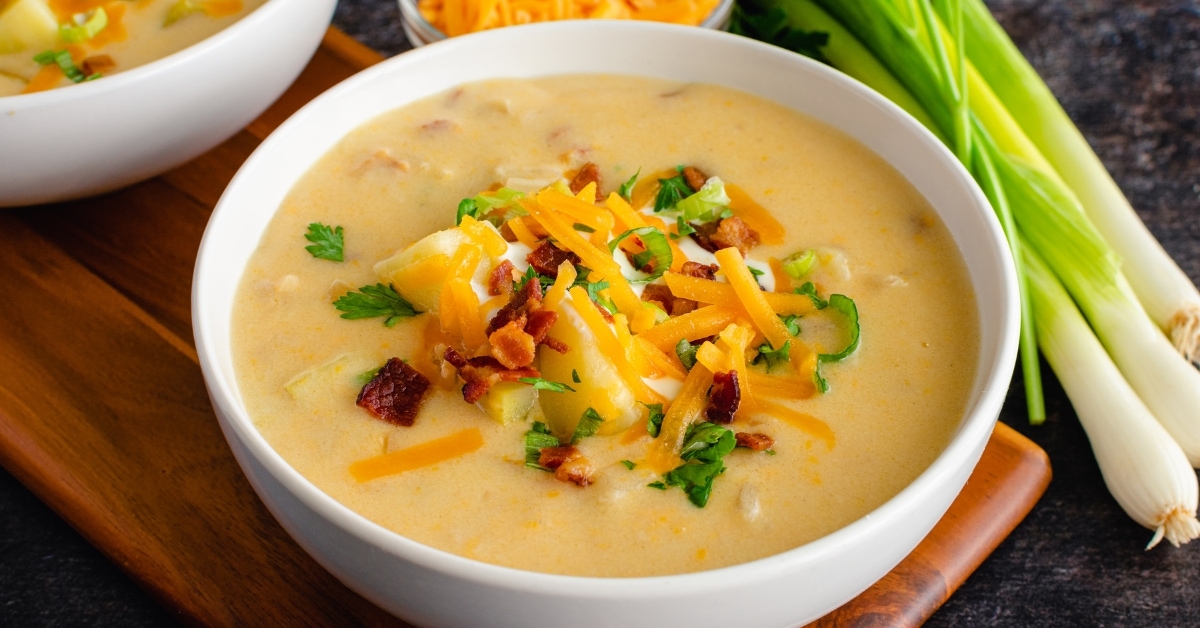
[754,340,792,371]
[573,223,596,233]
[570,408,605,444]
[608,227,673,283]
[779,314,802,336]
[661,422,737,507]
[620,460,636,470]
[647,481,667,490]
[524,421,560,470]
[642,402,665,437]
[333,284,419,327]
[354,366,383,386]
[618,169,640,201]
[654,170,692,212]
[571,369,581,384]
[59,7,108,43]
[304,222,344,261]
[795,281,829,309]
[518,377,576,393]
[33,49,88,83]
[782,249,817,279]
[672,215,697,240]
[456,198,479,225]
[675,338,699,370]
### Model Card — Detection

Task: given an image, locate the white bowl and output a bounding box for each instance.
[0,0,337,207]
[193,21,1019,627]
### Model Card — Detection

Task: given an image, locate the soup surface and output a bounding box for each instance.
[232,75,980,577]
[0,0,265,96]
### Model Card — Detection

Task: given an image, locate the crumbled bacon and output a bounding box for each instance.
[736,432,775,451]
[679,261,719,280]
[555,456,595,487]
[538,445,581,470]
[706,370,742,424]
[689,216,761,256]
[526,241,580,277]
[82,55,115,78]
[443,347,539,404]
[641,284,698,317]
[486,278,570,355]
[682,166,708,192]
[489,260,516,297]
[356,358,430,427]
[489,320,538,369]
[569,162,603,202]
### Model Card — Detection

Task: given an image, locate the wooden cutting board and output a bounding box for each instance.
[0,29,1051,627]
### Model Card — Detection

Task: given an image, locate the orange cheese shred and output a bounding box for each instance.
[714,247,793,350]
[349,428,485,482]
[664,272,816,316]
[635,304,744,353]
[646,362,713,472]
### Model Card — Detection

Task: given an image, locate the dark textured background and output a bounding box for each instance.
[2,0,1198,625]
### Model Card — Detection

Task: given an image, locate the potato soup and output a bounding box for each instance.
[0,0,266,96]
[231,75,979,577]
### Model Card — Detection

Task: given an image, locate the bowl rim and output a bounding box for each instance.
[194,19,1018,597]
[0,0,295,106]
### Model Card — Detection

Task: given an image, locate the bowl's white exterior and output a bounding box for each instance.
[194,22,1019,628]
[0,0,336,207]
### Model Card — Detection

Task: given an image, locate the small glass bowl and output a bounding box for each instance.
[398,0,734,47]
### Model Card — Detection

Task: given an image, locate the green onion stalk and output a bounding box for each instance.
[959,0,1200,364]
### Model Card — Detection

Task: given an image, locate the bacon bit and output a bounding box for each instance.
[526,241,580,277]
[81,55,115,77]
[443,347,539,404]
[711,216,761,256]
[356,358,431,427]
[680,261,719,280]
[706,370,742,425]
[487,278,543,334]
[488,260,516,297]
[489,320,538,369]
[642,284,699,317]
[569,162,603,202]
[538,445,581,470]
[736,432,775,451]
[682,166,708,192]
[555,456,595,487]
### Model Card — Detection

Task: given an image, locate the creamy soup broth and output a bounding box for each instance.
[232,75,980,577]
[0,0,266,96]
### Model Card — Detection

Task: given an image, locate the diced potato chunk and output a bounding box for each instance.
[538,297,640,440]
[0,0,57,55]
[475,381,539,425]
[374,225,505,313]
[284,353,379,401]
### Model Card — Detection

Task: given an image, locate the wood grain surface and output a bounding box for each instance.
[0,28,1050,627]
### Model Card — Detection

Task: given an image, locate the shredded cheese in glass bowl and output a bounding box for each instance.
[398,0,734,45]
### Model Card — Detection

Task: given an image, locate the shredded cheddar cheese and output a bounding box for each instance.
[418,0,721,37]
[350,428,485,482]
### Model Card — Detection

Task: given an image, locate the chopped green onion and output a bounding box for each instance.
[782,249,817,279]
[59,8,107,43]
[642,402,665,437]
[455,198,479,225]
[675,338,699,370]
[524,422,560,470]
[654,171,691,212]
[571,369,581,384]
[608,226,673,283]
[618,169,640,201]
[672,216,696,240]
[518,377,576,393]
[570,408,604,444]
[675,176,731,222]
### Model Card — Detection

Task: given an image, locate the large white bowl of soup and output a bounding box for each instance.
[194,21,1018,627]
[0,0,336,207]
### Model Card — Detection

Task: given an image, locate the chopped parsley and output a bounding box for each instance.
[571,369,581,384]
[524,421,560,470]
[675,338,699,370]
[304,222,344,261]
[455,198,479,225]
[354,365,383,386]
[654,169,692,212]
[754,340,792,372]
[672,215,696,240]
[647,481,667,490]
[662,422,737,507]
[748,266,765,278]
[779,313,802,337]
[642,402,665,437]
[573,223,596,233]
[795,281,829,309]
[333,283,419,327]
[620,460,636,470]
[570,408,605,444]
[515,266,555,293]
[518,377,576,393]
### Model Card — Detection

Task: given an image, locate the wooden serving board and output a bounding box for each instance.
[0,29,1051,627]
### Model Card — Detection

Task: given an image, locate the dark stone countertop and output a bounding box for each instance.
[1,0,1197,625]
